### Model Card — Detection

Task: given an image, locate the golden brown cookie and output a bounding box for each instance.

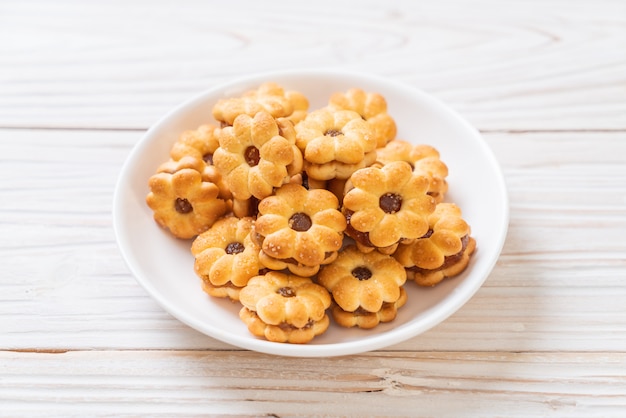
[157,155,232,202]
[191,216,261,301]
[146,158,229,239]
[331,287,408,329]
[376,140,448,203]
[212,82,309,127]
[328,88,397,147]
[318,245,407,328]
[213,111,303,216]
[156,154,205,175]
[166,124,232,200]
[256,249,338,278]
[295,108,377,180]
[254,183,346,276]
[169,124,220,164]
[288,172,348,206]
[238,272,331,343]
[342,160,435,253]
[393,203,476,286]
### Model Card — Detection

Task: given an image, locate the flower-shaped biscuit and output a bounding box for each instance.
[331,287,408,329]
[376,140,448,203]
[212,82,309,127]
[295,108,377,180]
[393,203,476,286]
[328,88,397,147]
[169,124,220,164]
[239,272,331,343]
[254,183,346,276]
[318,245,407,314]
[157,138,233,205]
[191,216,261,300]
[213,111,303,207]
[146,165,228,239]
[343,161,435,251]
[156,154,205,175]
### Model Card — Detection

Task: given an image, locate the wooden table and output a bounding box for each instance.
[2,1,625,416]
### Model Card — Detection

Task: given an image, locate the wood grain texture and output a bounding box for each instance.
[2,0,626,416]
[1,350,625,417]
[1,0,625,130]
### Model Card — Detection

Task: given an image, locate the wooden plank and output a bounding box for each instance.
[1,350,625,417]
[1,128,625,353]
[1,0,625,130]
[1,1,624,415]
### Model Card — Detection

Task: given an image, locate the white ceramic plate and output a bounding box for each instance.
[113,69,509,357]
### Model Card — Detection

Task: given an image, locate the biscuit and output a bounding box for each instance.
[166,124,232,200]
[295,108,377,180]
[146,159,229,239]
[213,111,303,214]
[318,245,407,318]
[331,287,407,329]
[254,183,346,276]
[376,140,448,203]
[238,272,331,343]
[393,203,476,286]
[158,155,232,202]
[169,124,220,164]
[200,281,244,301]
[191,216,261,300]
[328,88,397,147]
[342,160,435,251]
[289,172,348,206]
[212,82,309,127]
[156,154,205,175]
[257,249,338,277]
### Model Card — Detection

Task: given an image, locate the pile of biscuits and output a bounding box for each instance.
[146,82,476,344]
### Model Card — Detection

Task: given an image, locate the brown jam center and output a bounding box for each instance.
[439,235,470,269]
[203,153,213,164]
[324,129,342,137]
[282,252,333,266]
[277,287,296,298]
[289,212,312,232]
[174,198,193,214]
[351,266,372,281]
[354,307,370,315]
[354,301,394,316]
[278,319,314,331]
[301,172,310,190]
[225,242,245,255]
[244,146,260,166]
[344,210,374,248]
[379,193,402,214]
